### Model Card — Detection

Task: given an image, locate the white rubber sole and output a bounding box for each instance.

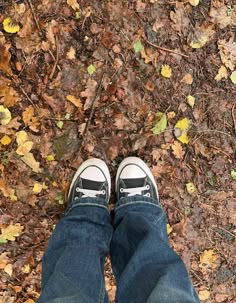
[116,157,158,193]
[68,158,111,199]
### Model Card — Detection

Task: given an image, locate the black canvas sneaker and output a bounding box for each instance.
[68,158,111,205]
[116,157,159,201]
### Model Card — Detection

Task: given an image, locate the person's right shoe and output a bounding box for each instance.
[116,157,159,201]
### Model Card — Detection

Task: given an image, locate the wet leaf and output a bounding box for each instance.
[0,105,12,125]
[230,71,236,84]
[186,182,195,194]
[161,64,172,78]
[174,118,190,144]
[214,65,228,81]
[186,95,195,108]
[151,112,167,135]
[133,40,143,53]
[200,249,218,271]
[3,18,20,34]
[0,224,23,243]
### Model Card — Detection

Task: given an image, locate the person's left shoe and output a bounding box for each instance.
[68,158,111,205]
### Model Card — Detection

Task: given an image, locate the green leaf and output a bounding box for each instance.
[151,111,167,135]
[56,120,64,129]
[88,64,96,76]
[230,71,236,84]
[133,40,143,53]
[231,170,236,180]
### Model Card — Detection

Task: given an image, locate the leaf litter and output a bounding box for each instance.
[0,0,235,302]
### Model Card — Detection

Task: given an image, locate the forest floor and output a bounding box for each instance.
[0,0,235,302]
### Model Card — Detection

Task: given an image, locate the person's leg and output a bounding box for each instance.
[110,157,200,303]
[38,159,113,303]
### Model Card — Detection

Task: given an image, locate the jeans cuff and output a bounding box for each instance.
[65,197,109,216]
[115,195,162,212]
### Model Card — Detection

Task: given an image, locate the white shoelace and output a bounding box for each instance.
[76,187,105,198]
[120,185,150,197]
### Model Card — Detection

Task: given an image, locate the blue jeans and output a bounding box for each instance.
[38,196,200,303]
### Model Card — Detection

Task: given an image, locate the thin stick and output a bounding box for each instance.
[79,74,105,153]
[146,40,189,58]
[49,35,60,80]
[20,87,38,108]
[27,0,41,32]
[231,104,236,133]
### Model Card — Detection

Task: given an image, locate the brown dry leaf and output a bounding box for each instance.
[16,141,34,156]
[170,2,189,36]
[66,95,83,109]
[22,106,40,132]
[81,79,97,111]
[180,74,193,85]
[4,263,13,276]
[210,3,236,29]
[152,18,164,32]
[214,65,228,81]
[0,76,20,107]
[198,289,210,301]
[0,223,23,243]
[171,141,184,159]
[67,0,80,11]
[218,38,236,71]
[200,249,218,271]
[141,48,158,65]
[21,152,42,173]
[0,252,10,269]
[145,80,155,92]
[0,32,12,76]
[0,179,17,201]
[188,23,215,49]
[66,46,76,60]
[172,217,187,237]
[46,20,57,50]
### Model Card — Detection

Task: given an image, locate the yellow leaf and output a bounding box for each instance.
[21,152,41,173]
[200,249,218,271]
[0,135,11,145]
[161,64,172,78]
[189,0,199,7]
[0,105,11,125]
[214,65,228,81]
[4,263,13,276]
[186,182,195,194]
[42,182,48,190]
[16,141,33,156]
[25,300,35,303]
[32,182,43,194]
[171,141,184,159]
[174,118,190,144]
[167,111,176,120]
[16,130,28,145]
[66,95,83,108]
[67,0,80,11]
[0,223,23,243]
[22,264,30,274]
[180,73,193,85]
[3,18,20,34]
[167,224,173,235]
[198,289,210,301]
[46,154,55,161]
[186,95,195,108]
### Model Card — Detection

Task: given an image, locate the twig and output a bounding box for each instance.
[79,74,105,153]
[49,50,61,72]
[20,87,38,108]
[49,35,60,80]
[215,226,235,239]
[146,40,189,58]
[27,0,41,32]
[231,104,236,134]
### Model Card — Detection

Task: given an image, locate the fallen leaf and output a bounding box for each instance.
[145,80,155,92]
[188,24,214,49]
[230,71,236,84]
[0,135,11,145]
[32,182,43,194]
[171,141,184,159]
[174,118,190,144]
[189,0,199,6]
[3,18,20,34]
[200,249,218,271]
[151,112,167,135]
[231,170,236,180]
[67,0,80,11]
[88,64,96,76]
[170,3,189,36]
[161,64,172,78]
[0,179,17,201]
[167,224,173,235]
[218,38,236,71]
[81,79,97,111]
[22,264,30,274]
[47,154,55,161]
[16,141,34,156]
[186,95,195,108]
[22,106,40,132]
[0,223,23,243]
[0,105,12,125]
[0,33,12,75]
[4,263,13,276]
[172,217,187,237]
[66,95,83,108]
[186,182,195,194]
[0,252,10,269]
[210,3,236,29]
[16,130,28,145]
[214,65,228,81]
[198,289,210,301]
[21,152,41,173]
[24,299,35,303]
[66,46,76,60]
[133,40,143,53]
[181,73,193,85]
[56,121,64,129]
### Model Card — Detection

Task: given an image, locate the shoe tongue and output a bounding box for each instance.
[81,178,103,191]
[122,178,146,188]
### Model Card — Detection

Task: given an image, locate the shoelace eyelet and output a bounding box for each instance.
[120,188,124,193]
[146,185,150,190]
[146,193,150,197]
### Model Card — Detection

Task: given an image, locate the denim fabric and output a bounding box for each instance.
[38,196,200,303]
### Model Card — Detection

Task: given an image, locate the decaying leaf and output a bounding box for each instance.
[151,112,167,135]
[66,95,83,108]
[4,263,13,276]
[145,80,155,92]
[218,38,236,71]
[214,65,228,81]
[0,252,10,269]
[188,24,215,49]
[174,118,190,144]
[0,105,12,125]
[0,179,17,201]
[198,289,210,301]
[200,249,218,271]
[161,64,172,78]
[81,79,97,111]
[0,223,23,243]
[180,74,193,85]
[23,105,40,132]
[171,141,184,159]
[210,3,236,29]
[16,130,28,145]
[170,2,189,36]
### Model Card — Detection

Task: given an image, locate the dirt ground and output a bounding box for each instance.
[0,0,235,302]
